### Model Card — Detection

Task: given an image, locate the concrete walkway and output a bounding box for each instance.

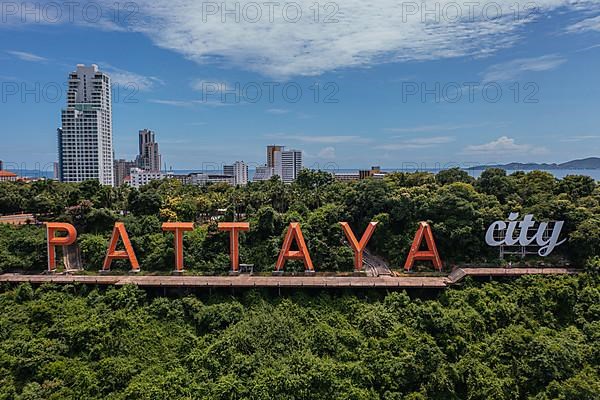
[0,267,576,289]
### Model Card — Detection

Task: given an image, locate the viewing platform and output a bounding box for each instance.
[0,268,577,289]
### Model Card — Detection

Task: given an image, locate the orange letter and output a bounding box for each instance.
[218,222,250,272]
[276,222,314,272]
[162,222,195,272]
[103,222,140,272]
[46,222,77,272]
[340,222,378,271]
[404,222,442,272]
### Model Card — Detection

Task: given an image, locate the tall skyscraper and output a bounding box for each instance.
[136,129,161,171]
[281,149,303,183]
[58,64,114,186]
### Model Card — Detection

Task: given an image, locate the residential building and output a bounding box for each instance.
[223,164,234,177]
[188,173,234,186]
[232,161,248,185]
[136,129,161,171]
[334,172,360,182]
[0,170,17,182]
[267,145,284,169]
[129,167,165,188]
[58,64,114,186]
[253,165,274,181]
[280,149,303,183]
[53,162,60,180]
[359,166,386,179]
[114,159,137,187]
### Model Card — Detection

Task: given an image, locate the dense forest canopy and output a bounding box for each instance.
[1,170,599,399]
[0,275,599,399]
[0,168,599,273]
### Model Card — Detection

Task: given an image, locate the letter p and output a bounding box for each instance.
[402,82,419,103]
[46,222,77,272]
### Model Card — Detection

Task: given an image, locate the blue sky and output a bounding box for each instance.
[1,1,600,170]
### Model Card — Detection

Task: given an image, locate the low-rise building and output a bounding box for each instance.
[129,168,165,188]
[253,165,274,181]
[188,173,234,186]
[0,170,17,182]
[334,172,360,182]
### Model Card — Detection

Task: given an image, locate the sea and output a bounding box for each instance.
[171,168,600,182]
[9,168,600,182]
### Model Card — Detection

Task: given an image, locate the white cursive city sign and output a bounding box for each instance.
[485,213,566,257]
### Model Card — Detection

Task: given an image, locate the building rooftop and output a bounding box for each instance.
[0,170,17,178]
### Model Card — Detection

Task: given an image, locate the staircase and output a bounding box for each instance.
[363,249,392,277]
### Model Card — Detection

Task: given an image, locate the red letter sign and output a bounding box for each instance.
[340,222,378,271]
[276,222,314,272]
[404,222,442,272]
[46,222,77,272]
[218,222,250,272]
[162,222,195,272]
[103,222,140,272]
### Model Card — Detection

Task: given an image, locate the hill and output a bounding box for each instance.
[472,157,600,170]
[0,276,598,399]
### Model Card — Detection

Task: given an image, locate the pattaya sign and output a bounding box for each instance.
[485,213,565,256]
[44,214,563,273]
[45,221,442,273]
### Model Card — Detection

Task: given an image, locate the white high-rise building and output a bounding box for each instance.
[58,64,114,186]
[281,149,302,183]
[223,161,249,185]
[262,145,303,183]
[232,161,248,185]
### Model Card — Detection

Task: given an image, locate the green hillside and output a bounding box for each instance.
[0,275,599,399]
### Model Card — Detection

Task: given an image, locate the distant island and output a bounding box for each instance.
[470,157,600,170]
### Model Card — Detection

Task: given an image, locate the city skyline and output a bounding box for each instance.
[1,2,600,169]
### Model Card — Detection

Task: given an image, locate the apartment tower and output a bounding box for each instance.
[58,64,114,186]
[136,129,161,171]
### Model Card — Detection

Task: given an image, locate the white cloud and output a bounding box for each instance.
[3,1,598,77]
[463,136,547,155]
[567,15,600,33]
[148,98,237,107]
[318,146,336,159]
[190,79,234,92]
[96,0,594,78]
[103,65,164,91]
[265,133,371,144]
[559,135,600,142]
[375,136,455,150]
[148,99,193,107]
[482,55,566,82]
[386,123,487,134]
[266,108,290,115]
[7,50,47,62]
